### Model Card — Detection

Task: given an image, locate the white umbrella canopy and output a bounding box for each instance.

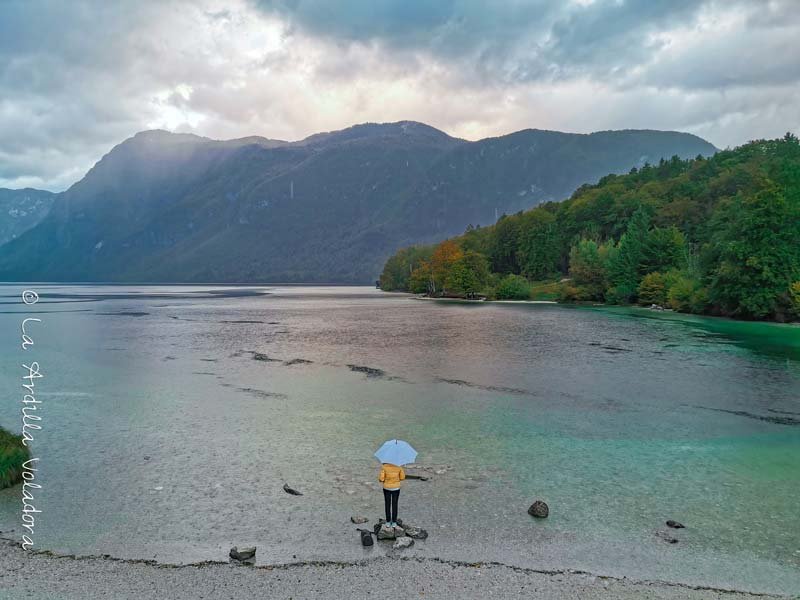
[374,439,417,466]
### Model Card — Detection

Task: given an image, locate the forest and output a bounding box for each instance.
[380,134,800,321]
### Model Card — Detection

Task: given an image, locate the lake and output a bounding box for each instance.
[0,285,798,595]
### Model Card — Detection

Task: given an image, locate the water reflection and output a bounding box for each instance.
[0,285,797,595]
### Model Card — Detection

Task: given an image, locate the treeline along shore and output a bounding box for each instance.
[380,134,800,322]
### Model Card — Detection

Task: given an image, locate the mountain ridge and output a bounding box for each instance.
[0,121,717,283]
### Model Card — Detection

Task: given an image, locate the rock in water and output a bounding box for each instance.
[283,483,303,496]
[528,500,549,518]
[351,516,369,524]
[403,525,429,540]
[229,546,256,561]
[360,530,374,546]
[393,536,414,549]
[666,520,685,529]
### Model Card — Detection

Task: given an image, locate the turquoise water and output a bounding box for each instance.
[0,285,798,595]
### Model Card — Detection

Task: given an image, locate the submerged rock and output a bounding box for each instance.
[666,520,685,529]
[528,500,549,518]
[347,364,386,378]
[655,530,679,544]
[229,546,256,561]
[351,516,369,524]
[393,536,414,549]
[284,358,313,366]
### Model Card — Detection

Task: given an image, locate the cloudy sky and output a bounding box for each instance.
[1,0,798,191]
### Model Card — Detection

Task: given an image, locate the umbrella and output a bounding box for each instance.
[374,439,417,466]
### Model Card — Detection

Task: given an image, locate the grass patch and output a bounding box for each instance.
[529,279,562,301]
[0,426,30,489]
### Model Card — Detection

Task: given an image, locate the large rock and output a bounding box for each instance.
[229,546,256,561]
[377,524,403,540]
[350,516,369,524]
[528,500,549,518]
[393,536,414,549]
[374,518,404,535]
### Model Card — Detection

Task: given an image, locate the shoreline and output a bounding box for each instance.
[411,295,557,304]
[407,294,800,327]
[0,538,786,600]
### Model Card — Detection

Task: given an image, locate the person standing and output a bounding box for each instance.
[379,462,405,526]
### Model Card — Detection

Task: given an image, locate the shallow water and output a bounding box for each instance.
[0,285,798,594]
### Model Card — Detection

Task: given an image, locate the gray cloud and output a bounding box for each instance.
[0,0,798,191]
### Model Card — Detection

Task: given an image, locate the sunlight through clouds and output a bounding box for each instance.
[0,0,798,190]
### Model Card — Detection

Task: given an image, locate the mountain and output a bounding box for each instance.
[0,122,716,283]
[0,188,55,246]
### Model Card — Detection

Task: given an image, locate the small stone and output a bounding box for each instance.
[403,525,429,540]
[229,546,257,561]
[350,516,369,524]
[666,520,685,529]
[528,500,549,518]
[282,483,303,496]
[393,536,414,549]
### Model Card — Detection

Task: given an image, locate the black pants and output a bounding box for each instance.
[383,489,400,523]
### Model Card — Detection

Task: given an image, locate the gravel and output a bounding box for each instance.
[0,539,782,600]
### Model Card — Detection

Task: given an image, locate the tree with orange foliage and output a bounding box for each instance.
[429,240,463,295]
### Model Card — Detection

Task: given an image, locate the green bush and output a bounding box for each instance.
[559,282,600,302]
[529,280,562,301]
[496,274,532,300]
[667,274,709,313]
[558,283,580,302]
[638,272,667,305]
[605,283,637,305]
[790,281,800,319]
[0,427,30,489]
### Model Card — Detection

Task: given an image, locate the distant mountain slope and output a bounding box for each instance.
[0,122,716,283]
[0,188,55,246]
[377,128,718,244]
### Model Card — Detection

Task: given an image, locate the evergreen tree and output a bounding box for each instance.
[517,210,560,280]
[607,205,651,301]
[710,185,800,319]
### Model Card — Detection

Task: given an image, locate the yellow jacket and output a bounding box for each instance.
[379,463,405,490]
